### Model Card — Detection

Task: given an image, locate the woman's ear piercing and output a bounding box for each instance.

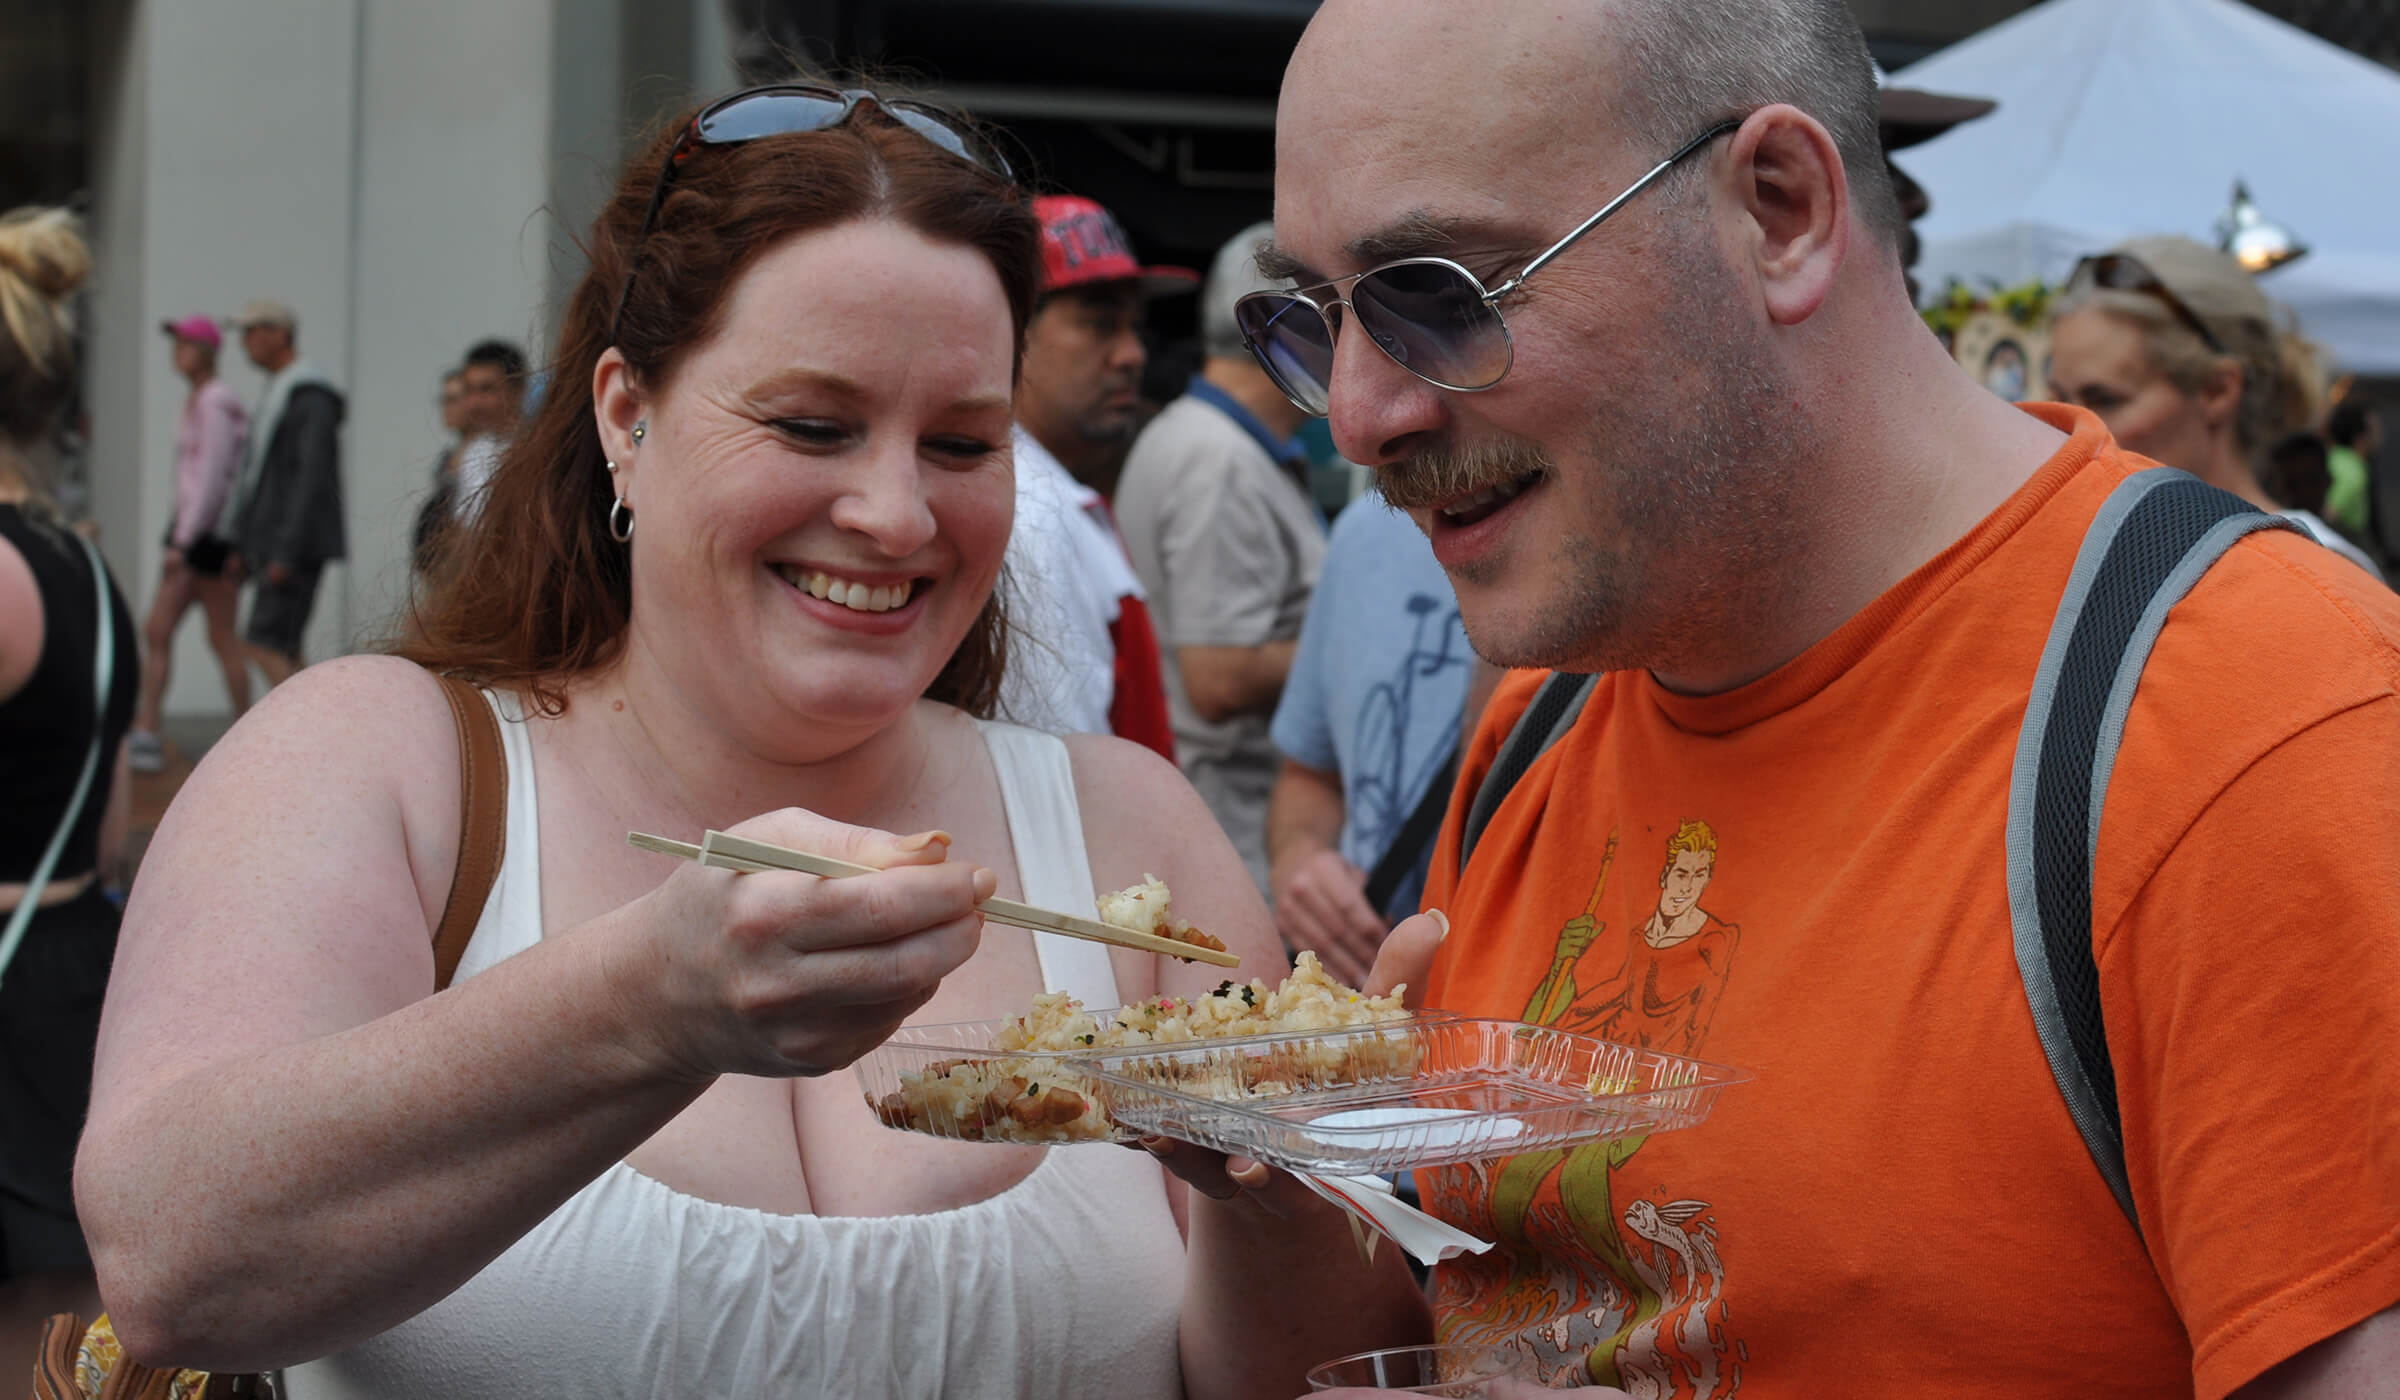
[632,421,646,442]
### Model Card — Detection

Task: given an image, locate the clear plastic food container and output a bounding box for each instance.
[1081,1017,1747,1174]
[857,1015,1134,1145]
[855,1010,1459,1146]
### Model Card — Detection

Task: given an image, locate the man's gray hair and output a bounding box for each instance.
[1201,221,1279,361]
[1615,0,1901,242]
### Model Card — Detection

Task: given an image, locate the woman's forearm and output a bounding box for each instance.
[1179,1188,1434,1400]
[77,915,704,1371]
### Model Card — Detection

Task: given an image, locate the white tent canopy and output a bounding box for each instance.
[1898,0,2400,373]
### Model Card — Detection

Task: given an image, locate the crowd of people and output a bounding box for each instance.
[3,0,2396,1394]
[120,300,347,772]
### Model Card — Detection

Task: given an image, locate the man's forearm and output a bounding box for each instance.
[1180,1191,1432,1400]
[1179,640,1299,723]
[1267,759,1347,887]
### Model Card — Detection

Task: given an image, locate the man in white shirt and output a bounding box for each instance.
[998,195,1192,760]
[449,339,527,527]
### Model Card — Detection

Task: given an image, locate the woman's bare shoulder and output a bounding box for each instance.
[1057,732,1219,867]
[96,656,497,1108]
[1057,729,1184,798]
[184,654,465,805]
[133,656,487,957]
[0,530,39,700]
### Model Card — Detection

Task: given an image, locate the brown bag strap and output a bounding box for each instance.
[431,673,507,991]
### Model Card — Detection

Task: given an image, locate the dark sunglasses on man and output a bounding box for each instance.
[1234,117,1743,417]
[2063,252,2229,356]
[608,84,1014,343]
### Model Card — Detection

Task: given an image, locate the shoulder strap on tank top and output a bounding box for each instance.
[977,722,1120,1008]
[431,672,508,991]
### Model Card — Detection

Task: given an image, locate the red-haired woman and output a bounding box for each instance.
[78,89,1432,1396]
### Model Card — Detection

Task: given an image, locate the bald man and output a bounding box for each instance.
[1232,1,2400,1394]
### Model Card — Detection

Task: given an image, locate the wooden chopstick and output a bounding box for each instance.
[625,829,1242,968]
[627,832,779,872]
[701,831,1242,968]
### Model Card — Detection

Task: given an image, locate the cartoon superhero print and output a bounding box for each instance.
[1429,820,1746,1395]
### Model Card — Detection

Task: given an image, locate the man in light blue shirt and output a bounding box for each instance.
[1116,223,1327,891]
[1267,500,1474,983]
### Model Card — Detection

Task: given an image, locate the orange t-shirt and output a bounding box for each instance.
[1419,406,2400,1398]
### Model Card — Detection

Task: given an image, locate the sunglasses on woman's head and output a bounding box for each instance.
[2067,253,2227,357]
[1234,118,1744,418]
[608,85,1014,345]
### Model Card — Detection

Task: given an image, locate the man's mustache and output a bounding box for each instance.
[1376,435,1553,511]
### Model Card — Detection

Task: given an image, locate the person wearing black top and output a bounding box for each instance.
[0,205,138,1356]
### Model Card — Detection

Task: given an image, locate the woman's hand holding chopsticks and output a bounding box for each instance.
[630,811,995,1082]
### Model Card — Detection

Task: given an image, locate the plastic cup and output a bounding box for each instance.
[1303,1342,1540,1395]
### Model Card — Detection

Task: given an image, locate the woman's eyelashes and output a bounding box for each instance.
[924,434,1000,462]
[765,418,997,464]
[770,416,852,448]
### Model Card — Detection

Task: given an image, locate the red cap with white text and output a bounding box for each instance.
[1033,194,1197,299]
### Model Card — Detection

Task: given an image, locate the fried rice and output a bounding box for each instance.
[873,951,1413,1143]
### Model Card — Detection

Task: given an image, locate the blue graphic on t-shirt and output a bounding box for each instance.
[1352,591,1469,883]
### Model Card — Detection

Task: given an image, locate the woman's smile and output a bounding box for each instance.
[771,559,934,633]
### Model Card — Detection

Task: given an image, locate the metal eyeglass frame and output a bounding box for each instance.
[605,84,1012,346]
[1241,117,1743,407]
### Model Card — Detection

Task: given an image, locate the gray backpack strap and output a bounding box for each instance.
[2007,468,2301,1236]
[1459,671,1598,871]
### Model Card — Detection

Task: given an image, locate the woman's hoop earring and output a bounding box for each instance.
[609,496,634,543]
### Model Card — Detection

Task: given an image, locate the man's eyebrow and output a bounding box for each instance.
[1345,210,1468,265]
[1252,239,1313,283]
[1256,211,1515,285]
[1257,210,1516,285]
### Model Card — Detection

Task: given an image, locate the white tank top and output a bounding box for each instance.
[283,702,1186,1398]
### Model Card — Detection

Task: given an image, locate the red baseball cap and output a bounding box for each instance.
[1034,195,1197,298]
[160,313,222,351]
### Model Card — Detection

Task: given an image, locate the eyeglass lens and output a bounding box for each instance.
[1235,261,1511,416]
[1236,297,1338,415]
[694,89,1007,180]
[697,90,850,143]
[884,105,991,171]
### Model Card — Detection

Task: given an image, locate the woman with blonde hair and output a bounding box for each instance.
[76,87,1429,1396]
[0,205,138,1359]
[2048,234,2382,578]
